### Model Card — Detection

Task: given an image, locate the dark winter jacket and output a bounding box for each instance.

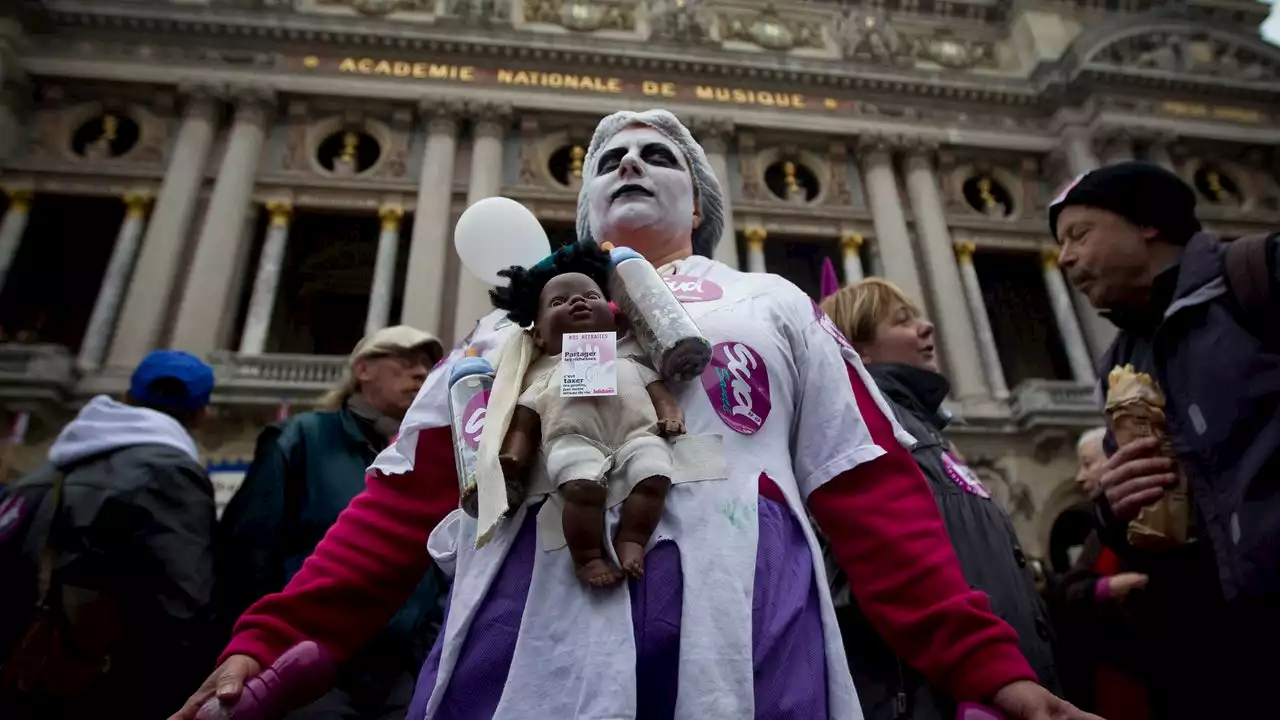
[827,364,1058,720]
[0,396,217,719]
[216,404,447,710]
[1093,231,1280,717]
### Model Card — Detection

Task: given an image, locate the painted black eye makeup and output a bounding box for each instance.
[641,144,678,166]
[596,147,626,174]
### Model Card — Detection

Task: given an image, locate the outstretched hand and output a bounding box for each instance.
[169,654,262,720]
[993,680,1105,720]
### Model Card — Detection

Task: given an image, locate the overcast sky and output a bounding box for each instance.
[1264,0,1279,44]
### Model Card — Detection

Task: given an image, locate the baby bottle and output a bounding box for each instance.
[448,347,494,517]
[602,243,712,382]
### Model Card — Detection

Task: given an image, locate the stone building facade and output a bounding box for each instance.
[0,0,1277,569]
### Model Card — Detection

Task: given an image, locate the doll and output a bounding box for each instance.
[489,242,685,587]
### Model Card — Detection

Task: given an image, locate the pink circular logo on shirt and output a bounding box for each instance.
[0,495,28,544]
[461,390,490,450]
[701,342,771,435]
[813,301,855,352]
[666,275,724,303]
[942,452,990,498]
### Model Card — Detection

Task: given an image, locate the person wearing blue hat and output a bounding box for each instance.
[0,350,218,719]
[1051,160,1280,719]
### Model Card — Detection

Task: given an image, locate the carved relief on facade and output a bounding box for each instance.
[825,142,851,206]
[1183,156,1252,210]
[945,158,1025,220]
[24,101,168,167]
[442,0,512,25]
[647,0,715,44]
[757,145,826,205]
[279,114,397,179]
[314,0,433,15]
[1240,148,1280,213]
[1089,30,1280,81]
[736,132,761,201]
[517,116,542,186]
[523,0,636,32]
[835,12,994,69]
[722,3,824,52]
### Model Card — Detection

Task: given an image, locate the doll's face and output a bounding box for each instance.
[534,273,616,355]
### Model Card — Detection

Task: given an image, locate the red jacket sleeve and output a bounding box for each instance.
[220,426,459,667]
[808,364,1035,702]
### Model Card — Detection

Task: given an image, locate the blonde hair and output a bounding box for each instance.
[317,373,357,411]
[819,278,922,346]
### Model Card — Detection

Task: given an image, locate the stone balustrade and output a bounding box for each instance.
[210,351,348,403]
[0,343,77,403]
[1009,379,1101,429]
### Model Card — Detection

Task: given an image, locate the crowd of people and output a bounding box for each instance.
[0,110,1275,720]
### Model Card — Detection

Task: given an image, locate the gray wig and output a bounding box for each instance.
[575,109,725,258]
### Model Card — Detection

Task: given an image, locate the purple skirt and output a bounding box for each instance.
[408,495,828,719]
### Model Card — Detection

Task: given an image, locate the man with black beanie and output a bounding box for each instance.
[1050,161,1279,719]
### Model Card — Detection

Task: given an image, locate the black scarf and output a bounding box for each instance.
[346,395,400,446]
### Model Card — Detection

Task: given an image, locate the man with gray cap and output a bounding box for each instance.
[216,326,445,720]
[1051,161,1279,718]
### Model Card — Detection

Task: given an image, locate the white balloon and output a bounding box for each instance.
[453,197,553,286]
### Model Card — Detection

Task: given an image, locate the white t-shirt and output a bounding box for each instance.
[373,255,912,720]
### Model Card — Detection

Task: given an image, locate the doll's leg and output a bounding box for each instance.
[614,475,672,578]
[561,479,622,587]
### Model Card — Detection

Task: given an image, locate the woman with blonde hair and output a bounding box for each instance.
[820,278,1060,720]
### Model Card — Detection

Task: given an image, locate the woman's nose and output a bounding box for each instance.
[918,319,935,339]
[618,152,644,178]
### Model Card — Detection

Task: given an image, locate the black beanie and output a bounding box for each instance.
[1049,161,1201,244]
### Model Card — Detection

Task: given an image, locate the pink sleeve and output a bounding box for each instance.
[221,426,459,666]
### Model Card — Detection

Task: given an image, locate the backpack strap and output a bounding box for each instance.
[35,472,67,608]
[1222,233,1275,317]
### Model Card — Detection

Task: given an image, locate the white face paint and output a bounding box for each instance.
[585,125,696,256]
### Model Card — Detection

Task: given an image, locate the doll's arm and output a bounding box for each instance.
[499,405,542,481]
[646,381,685,437]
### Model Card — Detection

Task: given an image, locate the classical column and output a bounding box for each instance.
[171,87,273,355]
[902,144,987,399]
[840,232,864,285]
[108,87,219,368]
[0,189,33,293]
[745,226,767,273]
[858,135,925,306]
[1147,135,1177,173]
[238,200,292,355]
[401,101,460,335]
[78,194,152,369]
[1061,127,1100,178]
[694,117,739,269]
[366,204,404,335]
[954,242,1009,401]
[1097,130,1134,166]
[1058,126,1118,360]
[1041,247,1096,384]
[452,103,510,341]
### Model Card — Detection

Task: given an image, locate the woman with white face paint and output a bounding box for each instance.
[174,111,1098,720]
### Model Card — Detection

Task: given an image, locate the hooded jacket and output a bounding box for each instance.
[826,364,1058,720]
[0,396,216,719]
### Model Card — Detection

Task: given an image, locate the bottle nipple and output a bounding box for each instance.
[600,242,616,251]
[464,347,479,358]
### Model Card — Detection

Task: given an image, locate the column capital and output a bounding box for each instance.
[229,84,277,126]
[265,199,293,227]
[690,116,734,154]
[379,203,405,232]
[123,193,152,219]
[840,232,864,255]
[745,225,767,251]
[467,101,513,138]
[4,188,33,211]
[901,137,939,161]
[420,98,464,136]
[1040,245,1060,270]
[856,133,900,165]
[954,241,976,263]
[177,80,225,104]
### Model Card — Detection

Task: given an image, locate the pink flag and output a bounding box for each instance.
[820,256,840,301]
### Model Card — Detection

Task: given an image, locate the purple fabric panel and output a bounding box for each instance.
[752,495,830,719]
[631,540,682,720]
[408,496,828,720]
[408,510,537,720]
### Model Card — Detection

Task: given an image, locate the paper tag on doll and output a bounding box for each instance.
[561,332,618,397]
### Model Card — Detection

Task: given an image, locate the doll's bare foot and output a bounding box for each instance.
[615,540,647,578]
[577,558,623,587]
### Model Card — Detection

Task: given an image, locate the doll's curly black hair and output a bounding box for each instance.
[489,241,613,327]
